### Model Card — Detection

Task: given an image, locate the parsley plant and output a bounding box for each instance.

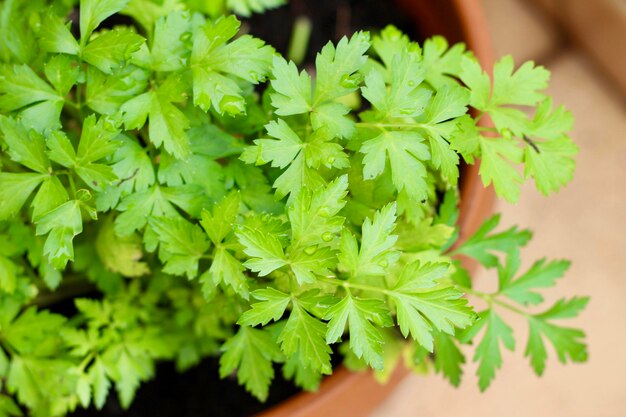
[0,0,586,415]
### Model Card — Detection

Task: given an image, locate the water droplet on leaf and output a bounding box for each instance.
[340,73,362,89]
[220,95,245,115]
[321,232,333,242]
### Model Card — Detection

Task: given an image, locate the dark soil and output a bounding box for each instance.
[69,1,418,416]
[246,0,418,66]
[70,359,301,417]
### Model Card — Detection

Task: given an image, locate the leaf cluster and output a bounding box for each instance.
[0,1,586,414]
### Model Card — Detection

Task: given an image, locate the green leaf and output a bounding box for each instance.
[314,31,370,104]
[433,330,465,386]
[282,350,323,391]
[338,203,398,277]
[46,131,76,168]
[191,15,273,115]
[362,52,426,118]
[148,11,192,72]
[236,225,287,276]
[121,0,182,32]
[241,121,348,198]
[226,0,286,17]
[0,394,22,417]
[34,200,83,269]
[492,56,550,107]
[288,245,336,285]
[157,145,226,198]
[7,356,76,414]
[201,191,241,244]
[38,12,80,55]
[220,326,283,401]
[85,65,148,115]
[241,119,303,169]
[3,307,66,354]
[205,246,249,299]
[82,28,145,74]
[0,173,46,220]
[472,310,516,391]
[303,126,350,169]
[89,358,111,409]
[31,176,69,220]
[417,84,470,184]
[325,295,392,369]
[80,0,131,41]
[96,215,149,277]
[524,296,589,376]
[536,296,589,320]
[238,288,291,326]
[270,56,312,115]
[78,115,121,164]
[501,259,570,305]
[269,32,368,137]
[0,256,18,294]
[107,349,143,409]
[453,214,532,268]
[459,56,490,110]
[287,175,348,249]
[371,25,415,73]
[422,36,468,88]
[390,261,475,351]
[479,137,524,203]
[0,116,50,173]
[0,64,62,113]
[278,302,332,374]
[44,55,80,96]
[121,73,190,159]
[150,216,210,279]
[96,135,155,210]
[524,135,577,195]
[113,185,183,235]
[360,130,430,202]
[47,115,120,190]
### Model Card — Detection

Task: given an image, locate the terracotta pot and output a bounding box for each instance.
[257,1,496,416]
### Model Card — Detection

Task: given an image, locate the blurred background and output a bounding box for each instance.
[371,0,626,415]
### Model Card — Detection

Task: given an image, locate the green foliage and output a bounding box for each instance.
[452,215,588,391]
[0,0,586,414]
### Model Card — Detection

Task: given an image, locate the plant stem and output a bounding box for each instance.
[318,276,389,295]
[287,16,312,66]
[460,286,530,317]
[67,173,77,199]
[77,352,95,373]
[356,122,429,130]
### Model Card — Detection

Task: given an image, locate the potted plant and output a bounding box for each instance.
[0,0,587,416]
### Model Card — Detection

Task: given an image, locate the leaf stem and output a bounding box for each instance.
[67,173,77,199]
[77,352,95,373]
[460,286,529,317]
[356,122,429,130]
[318,276,389,295]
